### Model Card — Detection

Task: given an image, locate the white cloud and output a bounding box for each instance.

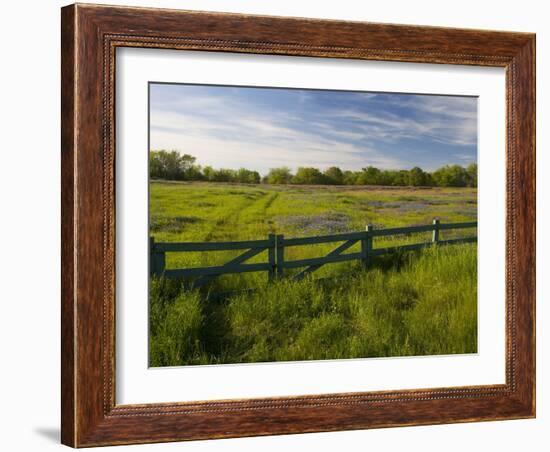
[149,86,477,173]
[150,110,403,174]
[327,96,477,146]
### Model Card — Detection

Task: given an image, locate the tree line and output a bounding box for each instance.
[150,150,477,188]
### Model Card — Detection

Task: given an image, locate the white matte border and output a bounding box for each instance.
[116,48,506,405]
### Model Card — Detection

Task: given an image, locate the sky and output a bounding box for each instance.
[149,83,477,175]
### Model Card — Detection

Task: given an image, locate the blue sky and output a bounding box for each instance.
[149,83,477,175]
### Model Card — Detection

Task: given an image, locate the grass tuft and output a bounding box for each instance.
[149,243,477,366]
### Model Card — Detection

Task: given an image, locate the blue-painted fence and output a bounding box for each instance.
[150,219,477,287]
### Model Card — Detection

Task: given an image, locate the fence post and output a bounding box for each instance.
[432,218,440,244]
[276,234,285,279]
[149,236,155,277]
[149,236,166,277]
[268,233,276,281]
[362,224,374,268]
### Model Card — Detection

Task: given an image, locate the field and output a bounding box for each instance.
[149,181,478,366]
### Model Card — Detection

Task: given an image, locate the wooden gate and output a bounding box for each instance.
[150,220,477,287]
[150,235,276,288]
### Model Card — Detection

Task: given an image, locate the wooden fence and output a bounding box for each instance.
[150,219,477,288]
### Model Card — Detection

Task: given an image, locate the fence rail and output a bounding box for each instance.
[150,219,477,287]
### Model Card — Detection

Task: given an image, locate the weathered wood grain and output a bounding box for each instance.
[60,4,76,447]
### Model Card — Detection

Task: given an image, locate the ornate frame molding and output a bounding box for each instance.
[62,4,535,447]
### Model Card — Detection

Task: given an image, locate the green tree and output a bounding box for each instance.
[432,164,469,187]
[393,170,410,186]
[265,167,293,184]
[323,166,344,185]
[466,163,478,187]
[202,165,215,181]
[149,151,476,188]
[149,153,164,179]
[292,167,327,185]
[408,166,430,186]
[185,165,204,181]
[356,166,382,185]
[377,170,394,186]
[211,168,235,182]
[343,170,357,185]
[149,150,199,180]
[236,168,261,184]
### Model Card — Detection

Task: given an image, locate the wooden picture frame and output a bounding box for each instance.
[61,3,535,447]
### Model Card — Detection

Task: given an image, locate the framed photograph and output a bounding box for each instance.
[61,3,535,447]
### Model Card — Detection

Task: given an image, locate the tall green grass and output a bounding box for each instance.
[150,181,477,274]
[149,243,477,366]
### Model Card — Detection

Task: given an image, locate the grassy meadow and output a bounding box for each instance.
[149,181,478,366]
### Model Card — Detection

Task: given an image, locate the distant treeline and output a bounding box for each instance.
[150,150,478,188]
